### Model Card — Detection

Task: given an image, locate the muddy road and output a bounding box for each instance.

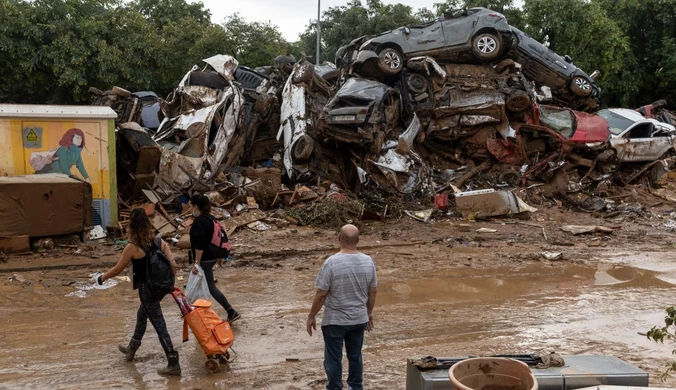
[2,211,676,389]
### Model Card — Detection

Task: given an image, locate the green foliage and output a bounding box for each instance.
[646,306,676,381]
[221,14,290,68]
[0,0,290,104]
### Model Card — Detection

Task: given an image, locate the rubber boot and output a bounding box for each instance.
[157,351,181,376]
[118,338,141,361]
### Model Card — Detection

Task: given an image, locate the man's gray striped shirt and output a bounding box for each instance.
[315,252,377,326]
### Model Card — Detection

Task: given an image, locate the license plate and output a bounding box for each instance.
[333,115,356,122]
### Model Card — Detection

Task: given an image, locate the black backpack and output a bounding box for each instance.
[145,236,175,295]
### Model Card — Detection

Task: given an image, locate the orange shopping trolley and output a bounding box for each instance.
[170,287,235,372]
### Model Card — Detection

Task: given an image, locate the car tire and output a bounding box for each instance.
[112,86,131,97]
[569,76,593,97]
[495,59,517,74]
[188,71,229,90]
[506,90,531,113]
[406,74,428,94]
[498,169,522,187]
[378,48,404,75]
[292,62,314,85]
[293,135,314,162]
[472,33,501,62]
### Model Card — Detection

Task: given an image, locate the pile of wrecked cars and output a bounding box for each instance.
[93,6,676,210]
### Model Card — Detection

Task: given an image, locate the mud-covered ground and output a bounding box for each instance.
[3,191,676,389]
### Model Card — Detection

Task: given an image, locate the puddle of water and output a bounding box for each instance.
[379,262,676,307]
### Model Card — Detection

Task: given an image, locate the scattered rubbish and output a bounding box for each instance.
[476,228,497,233]
[65,272,119,297]
[560,225,615,235]
[405,209,434,223]
[247,221,271,231]
[65,291,87,298]
[32,238,55,251]
[88,225,107,240]
[455,189,536,218]
[114,276,131,283]
[542,252,563,260]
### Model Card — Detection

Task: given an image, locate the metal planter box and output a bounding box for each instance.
[406,355,648,390]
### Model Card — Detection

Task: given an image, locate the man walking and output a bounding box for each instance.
[307,224,377,390]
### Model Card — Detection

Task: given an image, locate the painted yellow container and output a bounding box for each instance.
[0,104,118,227]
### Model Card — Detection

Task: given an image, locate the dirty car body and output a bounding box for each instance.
[527,104,610,144]
[509,27,600,112]
[322,78,401,147]
[599,108,676,162]
[349,7,513,77]
[153,55,245,190]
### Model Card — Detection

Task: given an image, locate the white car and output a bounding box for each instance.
[598,108,676,162]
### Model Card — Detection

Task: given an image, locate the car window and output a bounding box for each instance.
[540,106,575,138]
[628,123,653,139]
[598,109,636,135]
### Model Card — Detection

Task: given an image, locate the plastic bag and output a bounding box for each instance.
[186,264,211,303]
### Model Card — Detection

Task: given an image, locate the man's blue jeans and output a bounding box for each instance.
[321,323,368,390]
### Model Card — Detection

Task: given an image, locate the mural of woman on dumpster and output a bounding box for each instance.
[32,128,90,182]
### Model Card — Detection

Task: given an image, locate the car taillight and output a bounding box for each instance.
[489,13,505,19]
[360,108,369,114]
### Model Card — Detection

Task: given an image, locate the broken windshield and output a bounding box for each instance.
[540,106,575,138]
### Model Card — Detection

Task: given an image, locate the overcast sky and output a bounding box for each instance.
[199,0,439,42]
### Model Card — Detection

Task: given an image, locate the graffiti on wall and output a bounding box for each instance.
[29,128,90,182]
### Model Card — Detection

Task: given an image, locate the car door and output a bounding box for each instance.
[612,122,673,162]
[402,21,447,54]
[442,11,477,47]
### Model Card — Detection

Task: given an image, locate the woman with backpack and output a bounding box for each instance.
[189,194,241,324]
[96,207,181,376]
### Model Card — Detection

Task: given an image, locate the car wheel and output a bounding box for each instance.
[472,33,501,62]
[292,62,314,85]
[292,135,315,162]
[406,74,428,94]
[112,86,131,97]
[506,90,531,113]
[498,169,522,187]
[495,59,517,74]
[378,48,404,75]
[569,76,593,97]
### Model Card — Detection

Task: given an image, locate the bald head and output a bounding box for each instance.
[339,224,360,248]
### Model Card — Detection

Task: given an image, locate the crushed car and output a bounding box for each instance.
[598,108,676,162]
[321,77,402,152]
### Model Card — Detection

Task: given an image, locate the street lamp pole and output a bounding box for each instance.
[316,0,321,65]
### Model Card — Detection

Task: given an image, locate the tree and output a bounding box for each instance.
[646,306,676,380]
[594,0,676,107]
[220,14,291,68]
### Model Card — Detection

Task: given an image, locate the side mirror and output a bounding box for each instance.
[590,70,600,80]
[564,55,573,63]
[403,27,410,35]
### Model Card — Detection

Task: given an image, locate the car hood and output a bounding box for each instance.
[571,111,610,143]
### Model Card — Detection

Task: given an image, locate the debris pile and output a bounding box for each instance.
[90,7,676,235]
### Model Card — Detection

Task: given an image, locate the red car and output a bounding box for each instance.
[524,104,610,144]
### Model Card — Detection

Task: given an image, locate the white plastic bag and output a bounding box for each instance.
[186,264,211,303]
